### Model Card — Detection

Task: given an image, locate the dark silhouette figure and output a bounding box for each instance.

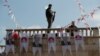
[46,4,56,29]
[68,21,77,36]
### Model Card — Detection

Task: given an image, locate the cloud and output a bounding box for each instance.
[92,11,100,27]
[93,11,100,20]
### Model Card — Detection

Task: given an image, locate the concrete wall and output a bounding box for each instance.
[7,37,99,56]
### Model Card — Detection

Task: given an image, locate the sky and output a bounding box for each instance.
[0,0,100,45]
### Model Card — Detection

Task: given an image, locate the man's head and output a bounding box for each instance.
[7,32,12,39]
[71,21,75,26]
[48,4,52,9]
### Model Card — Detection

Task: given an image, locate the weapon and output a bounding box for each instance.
[52,11,56,23]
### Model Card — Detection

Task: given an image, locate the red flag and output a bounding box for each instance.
[12,32,19,39]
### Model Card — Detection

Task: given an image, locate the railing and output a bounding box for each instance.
[6,27,99,37]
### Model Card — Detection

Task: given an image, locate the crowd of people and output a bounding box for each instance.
[2,21,85,56]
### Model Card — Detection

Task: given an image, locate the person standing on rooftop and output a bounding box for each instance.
[45,4,56,29]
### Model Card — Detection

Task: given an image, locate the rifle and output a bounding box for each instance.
[52,11,56,23]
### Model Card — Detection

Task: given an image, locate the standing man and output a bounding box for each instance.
[74,31,85,54]
[20,32,29,56]
[45,4,56,29]
[60,30,72,56]
[68,21,77,37]
[5,32,15,56]
[48,33,56,56]
[32,33,42,56]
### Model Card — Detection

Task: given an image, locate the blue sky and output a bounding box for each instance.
[0,0,100,45]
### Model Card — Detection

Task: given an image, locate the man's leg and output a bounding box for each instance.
[80,40,85,50]
[47,18,52,29]
[67,45,73,56]
[33,47,37,56]
[25,47,28,53]
[48,22,52,29]
[11,45,15,56]
[20,45,23,56]
[5,45,10,56]
[52,44,56,56]
[48,44,52,56]
[20,43,26,56]
[38,47,42,56]
[75,40,79,56]
[62,45,67,56]
[24,45,28,56]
